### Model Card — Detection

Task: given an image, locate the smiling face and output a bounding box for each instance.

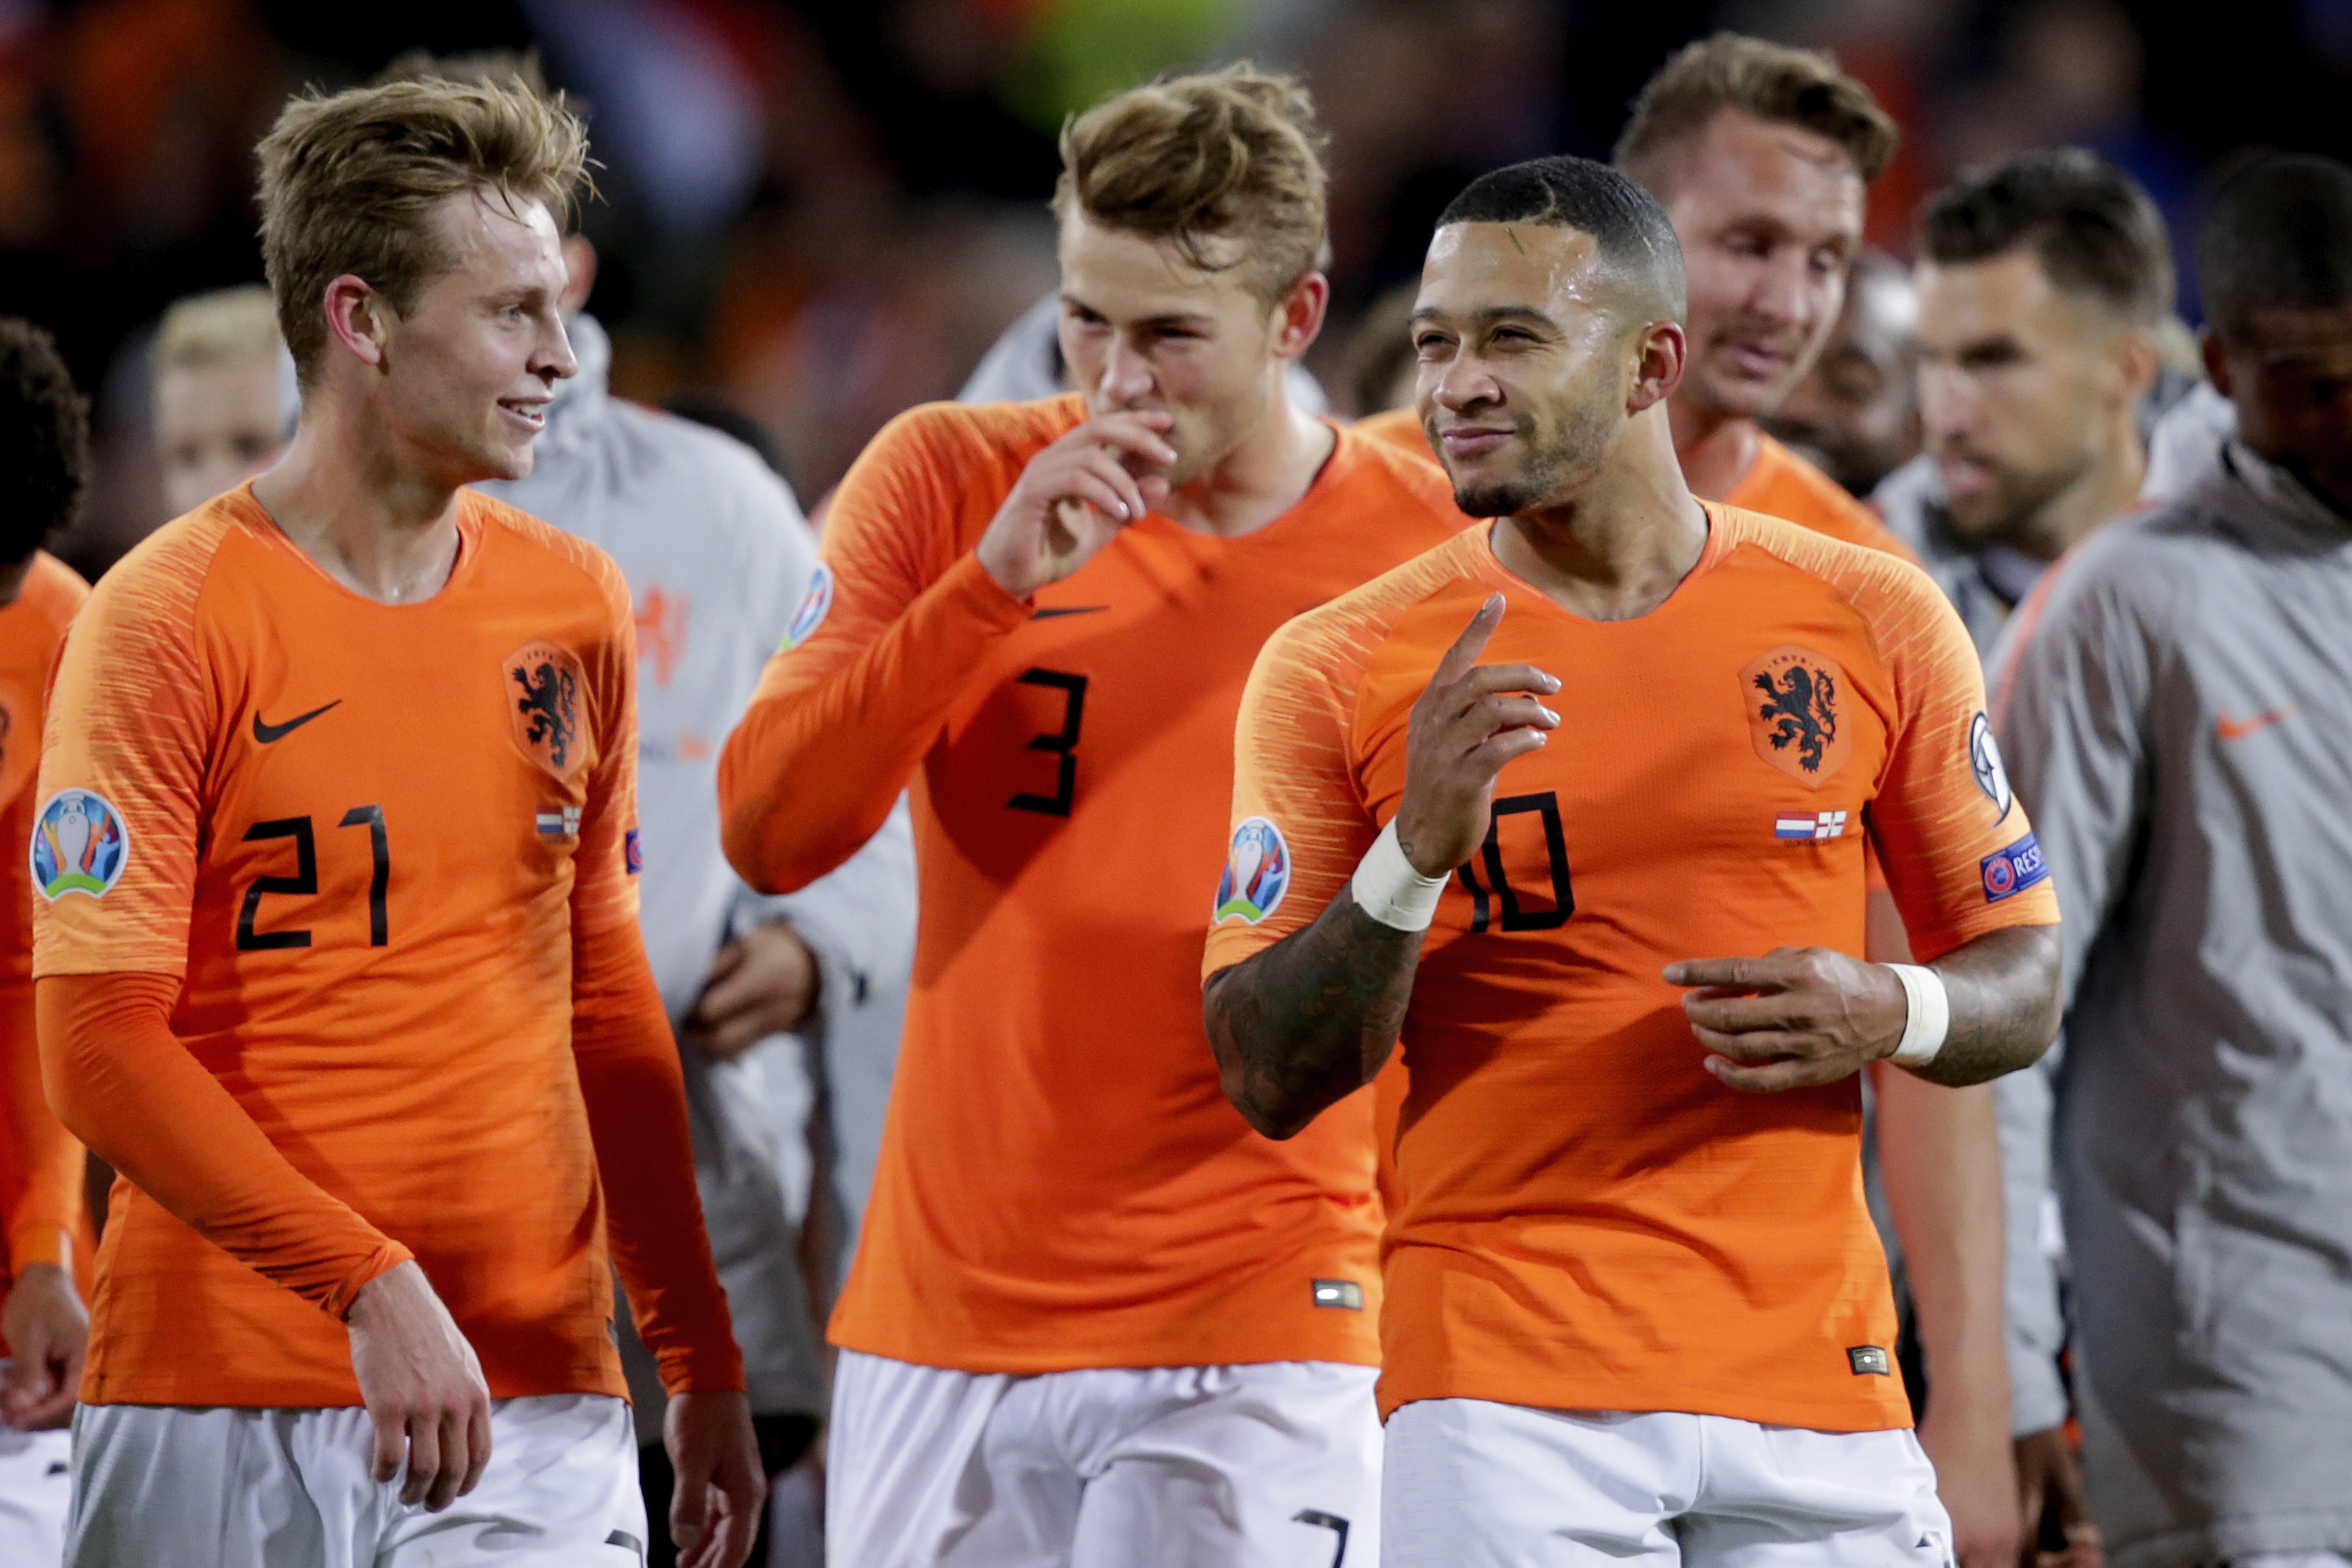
[1916,248,2137,543]
[1653,109,1866,421]
[1055,209,1322,487]
[1411,221,1665,517]
[363,189,576,487]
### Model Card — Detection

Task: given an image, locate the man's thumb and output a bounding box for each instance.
[671,1471,710,1548]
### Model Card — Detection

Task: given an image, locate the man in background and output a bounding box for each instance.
[0,317,94,1565]
[1764,246,1920,498]
[152,283,298,518]
[1874,150,2169,657]
[479,176,918,1568]
[1994,152,2352,1568]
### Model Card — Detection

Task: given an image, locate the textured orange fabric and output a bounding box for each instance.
[1206,507,2057,1428]
[1356,406,1435,467]
[1726,432,1917,562]
[33,487,740,1407]
[721,395,1467,1373]
[0,553,92,1299]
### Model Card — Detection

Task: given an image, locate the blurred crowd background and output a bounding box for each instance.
[7,0,2345,574]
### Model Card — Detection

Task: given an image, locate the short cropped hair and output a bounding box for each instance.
[2199,154,2352,344]
[255,72,591,382]
[0,319,88,563]
[1437,155,1688,321]
[1055,63,1329,302]
[155,284,283,373]
[1615,34,1897,189]
[1921,149,2173,325]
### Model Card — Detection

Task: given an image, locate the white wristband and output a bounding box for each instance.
[1351,821,1449,933]
[1885,963,1950,1069]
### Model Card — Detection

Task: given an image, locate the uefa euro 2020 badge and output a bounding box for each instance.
[1213,816,1291,924]
[31,788,130,901]
[781,564,834,652]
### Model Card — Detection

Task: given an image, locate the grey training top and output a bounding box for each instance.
[1992,442,2352,1568]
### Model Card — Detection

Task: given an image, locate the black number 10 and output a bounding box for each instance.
[236,805,391,951]
[1456,791,1574,933]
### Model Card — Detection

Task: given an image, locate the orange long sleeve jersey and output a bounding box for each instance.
[719,396,1468,1374]
[31,487,743,1408]
[0,553,92,1315]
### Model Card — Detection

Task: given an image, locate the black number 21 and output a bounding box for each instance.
[236,805,391,951]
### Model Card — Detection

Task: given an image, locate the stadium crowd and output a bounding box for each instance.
[2,4,2350,1568]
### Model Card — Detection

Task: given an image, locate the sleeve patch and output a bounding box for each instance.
[1213,816,1291,924]
[781,563,834,651]
[1981,832,2048,902]
[1969,712,2013,817]
[31,788,131,901]
[625,828,644,875]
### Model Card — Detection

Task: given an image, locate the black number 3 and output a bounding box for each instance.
[236,805,391,951]
[1007,668,1087,818]
[1457,791,1574,933]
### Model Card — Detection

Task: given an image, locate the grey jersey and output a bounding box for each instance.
[1993,443,2352,1568]
[481,315,917,1423]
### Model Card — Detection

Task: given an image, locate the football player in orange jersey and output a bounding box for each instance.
[1205,156,2062,1566]
[32,75,761,1568]
[720,66,1467,1568]
[0,317,96,1565]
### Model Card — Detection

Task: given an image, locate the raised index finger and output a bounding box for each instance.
[1432,594,1506,688]
[1662,956,1791,991]
[1080,410,1180,468]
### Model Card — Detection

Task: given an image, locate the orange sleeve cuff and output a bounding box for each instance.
[37,972,413,1317]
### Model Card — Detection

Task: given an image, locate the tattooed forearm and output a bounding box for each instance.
[1907,923,2063,1086]
[1203,890,1426,1140]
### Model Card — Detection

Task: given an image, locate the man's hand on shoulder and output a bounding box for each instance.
[0,1263,87,1430]
[1665,946,1907,1092]
[687,920,818,1062]
[974,411,1175,598]
[666,1389,765,1568]
[345,1260,492,1511]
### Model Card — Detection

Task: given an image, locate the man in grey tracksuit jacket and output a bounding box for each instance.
[481,311,918,1447]
[1992,436,2352,1567]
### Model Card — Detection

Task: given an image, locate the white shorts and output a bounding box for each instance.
[828,1349,1380,1568]
[1383,1399,1953,1567]
[0,1424,71,1564]
[66,1392,644,1567]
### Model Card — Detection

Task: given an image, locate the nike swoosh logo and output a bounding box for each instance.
[2217,706,2295,742]
[1032,605,1110,620]
[252,700,342,744]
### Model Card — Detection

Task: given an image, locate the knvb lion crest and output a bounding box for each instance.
[1741,644,1852,788]
[505,641,588,782]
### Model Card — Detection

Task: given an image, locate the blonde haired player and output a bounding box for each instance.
[36,71,762,1567]
[721,65,1465,1568]
[152,283,297,518]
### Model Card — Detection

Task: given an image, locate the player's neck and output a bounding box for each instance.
[1496,410,1711,623]
[250,399,467,606]
[1667,393,1759,502]
[1160,380,1335,540]
[2013,422,2147,562]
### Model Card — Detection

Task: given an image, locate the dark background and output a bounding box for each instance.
[4,0,2334,554]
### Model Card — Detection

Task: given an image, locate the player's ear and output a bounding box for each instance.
[322,275,392,373]
[1270,271,1330,362]
[2109,323,2161,412]
[1625,318,1686,414]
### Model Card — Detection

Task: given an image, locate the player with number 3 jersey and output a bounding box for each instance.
[720,68,1462,1568]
